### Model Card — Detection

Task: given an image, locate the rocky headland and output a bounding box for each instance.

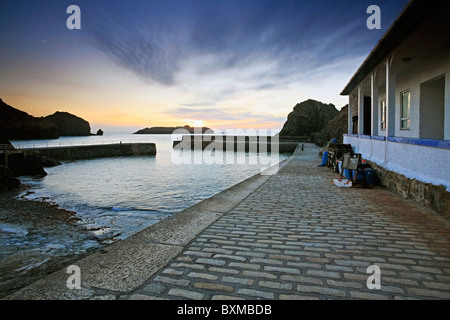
[279,99,339,138]
[45,111,91,137]
[279,99,348,147]
[134,125,212,134]
[0,98,94,140]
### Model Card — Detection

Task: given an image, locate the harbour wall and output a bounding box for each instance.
[1,143,156,164]
[33,143,157,161]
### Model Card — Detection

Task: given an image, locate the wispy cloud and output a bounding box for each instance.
[83,0,407,88]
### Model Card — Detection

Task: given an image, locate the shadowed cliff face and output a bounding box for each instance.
[313,105,348,147]
[279,99,339,137]
[0,99,92,140]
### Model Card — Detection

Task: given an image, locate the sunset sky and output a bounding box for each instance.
[0,0,408,132]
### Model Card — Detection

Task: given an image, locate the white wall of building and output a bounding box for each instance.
[344,135,450,191]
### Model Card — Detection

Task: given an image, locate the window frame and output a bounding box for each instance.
[380,99,386,131]
[400,90,411,130]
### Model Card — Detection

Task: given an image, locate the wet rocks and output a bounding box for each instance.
[39,155,62,168]
[0,165,20,192]
[7,152,47,177]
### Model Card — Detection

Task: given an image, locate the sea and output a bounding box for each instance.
[3,132,291,271]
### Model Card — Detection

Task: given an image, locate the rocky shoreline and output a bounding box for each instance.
[0,185,110,299]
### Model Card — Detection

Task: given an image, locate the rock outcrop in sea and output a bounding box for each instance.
[45,111,91,137]
[134,125,212,134]
[279,99,339,138]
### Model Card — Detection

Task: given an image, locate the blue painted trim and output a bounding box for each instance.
[344,134,385,141]
[345,134,450,149]
[371,136,386,141]
[387,136,450,149]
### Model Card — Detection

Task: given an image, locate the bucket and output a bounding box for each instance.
[352,170,365,181]
[343,169,352,179]
[318,151,328,167]
[364,168,375,186]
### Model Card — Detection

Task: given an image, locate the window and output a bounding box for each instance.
[380,100,386,131]
[401,90,410,129]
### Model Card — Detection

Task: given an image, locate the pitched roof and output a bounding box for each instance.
[340,0,441,95]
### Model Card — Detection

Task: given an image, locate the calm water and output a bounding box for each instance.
[12,133,290,242]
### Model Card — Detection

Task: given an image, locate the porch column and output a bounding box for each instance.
[358,84,364,135]
[348,95,353,134]
[385,56,396,137]
[371,71,379,136]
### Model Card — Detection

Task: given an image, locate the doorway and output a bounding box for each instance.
[420,75,445,140]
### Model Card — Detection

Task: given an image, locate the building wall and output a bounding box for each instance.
[344,135,450,191]
[394,50,450,139]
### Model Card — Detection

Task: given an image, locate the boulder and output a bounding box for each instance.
[39,155,62,168]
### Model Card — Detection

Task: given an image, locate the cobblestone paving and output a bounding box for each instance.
[125,146,450,300]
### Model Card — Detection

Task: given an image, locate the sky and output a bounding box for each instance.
[0,0,409,132]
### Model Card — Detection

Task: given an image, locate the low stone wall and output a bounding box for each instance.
[368,160,450,218]
[28,143,157,161]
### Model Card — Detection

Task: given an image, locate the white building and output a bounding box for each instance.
[341,0,450,192]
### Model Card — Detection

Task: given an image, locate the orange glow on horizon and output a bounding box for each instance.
[2,96,284,131]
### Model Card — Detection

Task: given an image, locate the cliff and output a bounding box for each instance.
[134,125,211,134]
[0,98,58,140]
[0,98,92,140]
[313,105,348,147]
[279,99,339,137]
